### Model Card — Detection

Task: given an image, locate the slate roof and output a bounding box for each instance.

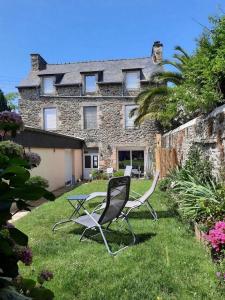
[18,56,161,88]
[12,126,84,149]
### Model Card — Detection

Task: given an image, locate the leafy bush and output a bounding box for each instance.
[26,176,49,189]
[0,114,55,299]
[114,170,124,177]
[158,177,171,191]
[183,146,213,183]
[163,146,223,226]
[91,169,108,180]
[173,176,225,223]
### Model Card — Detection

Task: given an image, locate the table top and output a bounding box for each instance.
[67,194,90,201]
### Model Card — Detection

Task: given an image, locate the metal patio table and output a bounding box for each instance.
[52,194,90,232]
[52,192,107,232]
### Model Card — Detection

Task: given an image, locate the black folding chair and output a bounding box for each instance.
[73,176,136,256]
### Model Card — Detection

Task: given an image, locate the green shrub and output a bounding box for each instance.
[158,177,171,191]
[164,146,221,226]
[183,146,213,183]
[91,169,108,180]
[173,176,225,224]
[114,170,124,177]
[26,176,49,189]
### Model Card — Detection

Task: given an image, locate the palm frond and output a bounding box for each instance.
[162,59,184,72]
[174,46,190,59]
[173,53,188,65]
[158,72,184,85]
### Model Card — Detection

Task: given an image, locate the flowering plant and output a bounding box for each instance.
[24,151,41,168]
[0,110,24,137]
[0,113,55,299]
[204,221,225,253]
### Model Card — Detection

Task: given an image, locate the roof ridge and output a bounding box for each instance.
[47,56,151,65]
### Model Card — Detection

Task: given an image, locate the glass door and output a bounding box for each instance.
[83,153,99,179]
[118,149,144,177]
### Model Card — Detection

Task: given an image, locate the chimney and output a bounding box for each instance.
[151,41,163,64]
[30,53,47,71]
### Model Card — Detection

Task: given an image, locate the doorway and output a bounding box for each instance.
[118,149,144,176]
[83,153,99,179]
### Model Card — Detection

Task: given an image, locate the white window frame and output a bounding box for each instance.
[84,74,97,94]
[83,106,97,129]
[42,76,56,95]
[43,107,57,130]
[125,104,138,129]
[125,71,140,90]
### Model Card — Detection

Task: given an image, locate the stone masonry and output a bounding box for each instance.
[161,104,225,179]
[18,43,163,174]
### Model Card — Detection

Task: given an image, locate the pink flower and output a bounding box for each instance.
[204,221,225,252]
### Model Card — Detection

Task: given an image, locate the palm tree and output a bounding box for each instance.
[131,46,190,126]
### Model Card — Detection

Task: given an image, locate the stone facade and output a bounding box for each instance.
[19,84,161,173]
[18,46,163,178]
[161,104,225,179]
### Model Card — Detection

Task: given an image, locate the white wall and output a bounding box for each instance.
[26,148,83,191]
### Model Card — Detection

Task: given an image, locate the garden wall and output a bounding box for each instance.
[161,104,225,179]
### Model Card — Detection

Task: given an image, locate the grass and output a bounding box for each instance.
[16,180,223,300]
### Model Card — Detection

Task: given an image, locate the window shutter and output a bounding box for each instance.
[125,105,137,129]
[83,106,97,129]
[44,108,57,130]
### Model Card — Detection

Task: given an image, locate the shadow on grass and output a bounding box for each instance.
[68,226,156,247]
[128,209,176,219]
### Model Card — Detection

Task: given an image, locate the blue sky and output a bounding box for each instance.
[0,0,224,94]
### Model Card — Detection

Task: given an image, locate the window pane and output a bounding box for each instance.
[93,155,98,168]
[83,106,97,129]
[85,75,96,93]
[125,72,140,90]
[118,151,131,169]
[85,156,91,168]
[132,150,144,172]
[44,108,56,130]
[125,105,137,129]
[43,77,55,94]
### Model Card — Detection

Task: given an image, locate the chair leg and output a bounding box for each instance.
[146,201,157,220]
[79,218,136,256]
[80,227,89,242]
[98,225,114,255]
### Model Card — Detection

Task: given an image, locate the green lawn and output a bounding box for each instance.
[16,180,222,300]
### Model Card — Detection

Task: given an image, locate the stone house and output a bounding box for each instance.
[18,42,163,179]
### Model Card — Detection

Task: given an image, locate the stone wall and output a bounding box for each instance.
[161,104,225,178]
[19,85,161,170]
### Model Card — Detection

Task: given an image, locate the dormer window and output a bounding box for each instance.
[42,76,56,94]
[84,75,96,93]
[125,71,140,90]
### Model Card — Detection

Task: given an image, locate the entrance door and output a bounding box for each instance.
[83,153,99,179]
[65,149,73,185]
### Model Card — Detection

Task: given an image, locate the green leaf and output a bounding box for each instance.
[0,181,10,193]
[9,157,30,168]
[43,190,55,201]
[20,278,36,292]
[8,228,28,246]
[29,287,54,300]
[0,210,12,225]
[0,237,13,255]
[1,166,30,186]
